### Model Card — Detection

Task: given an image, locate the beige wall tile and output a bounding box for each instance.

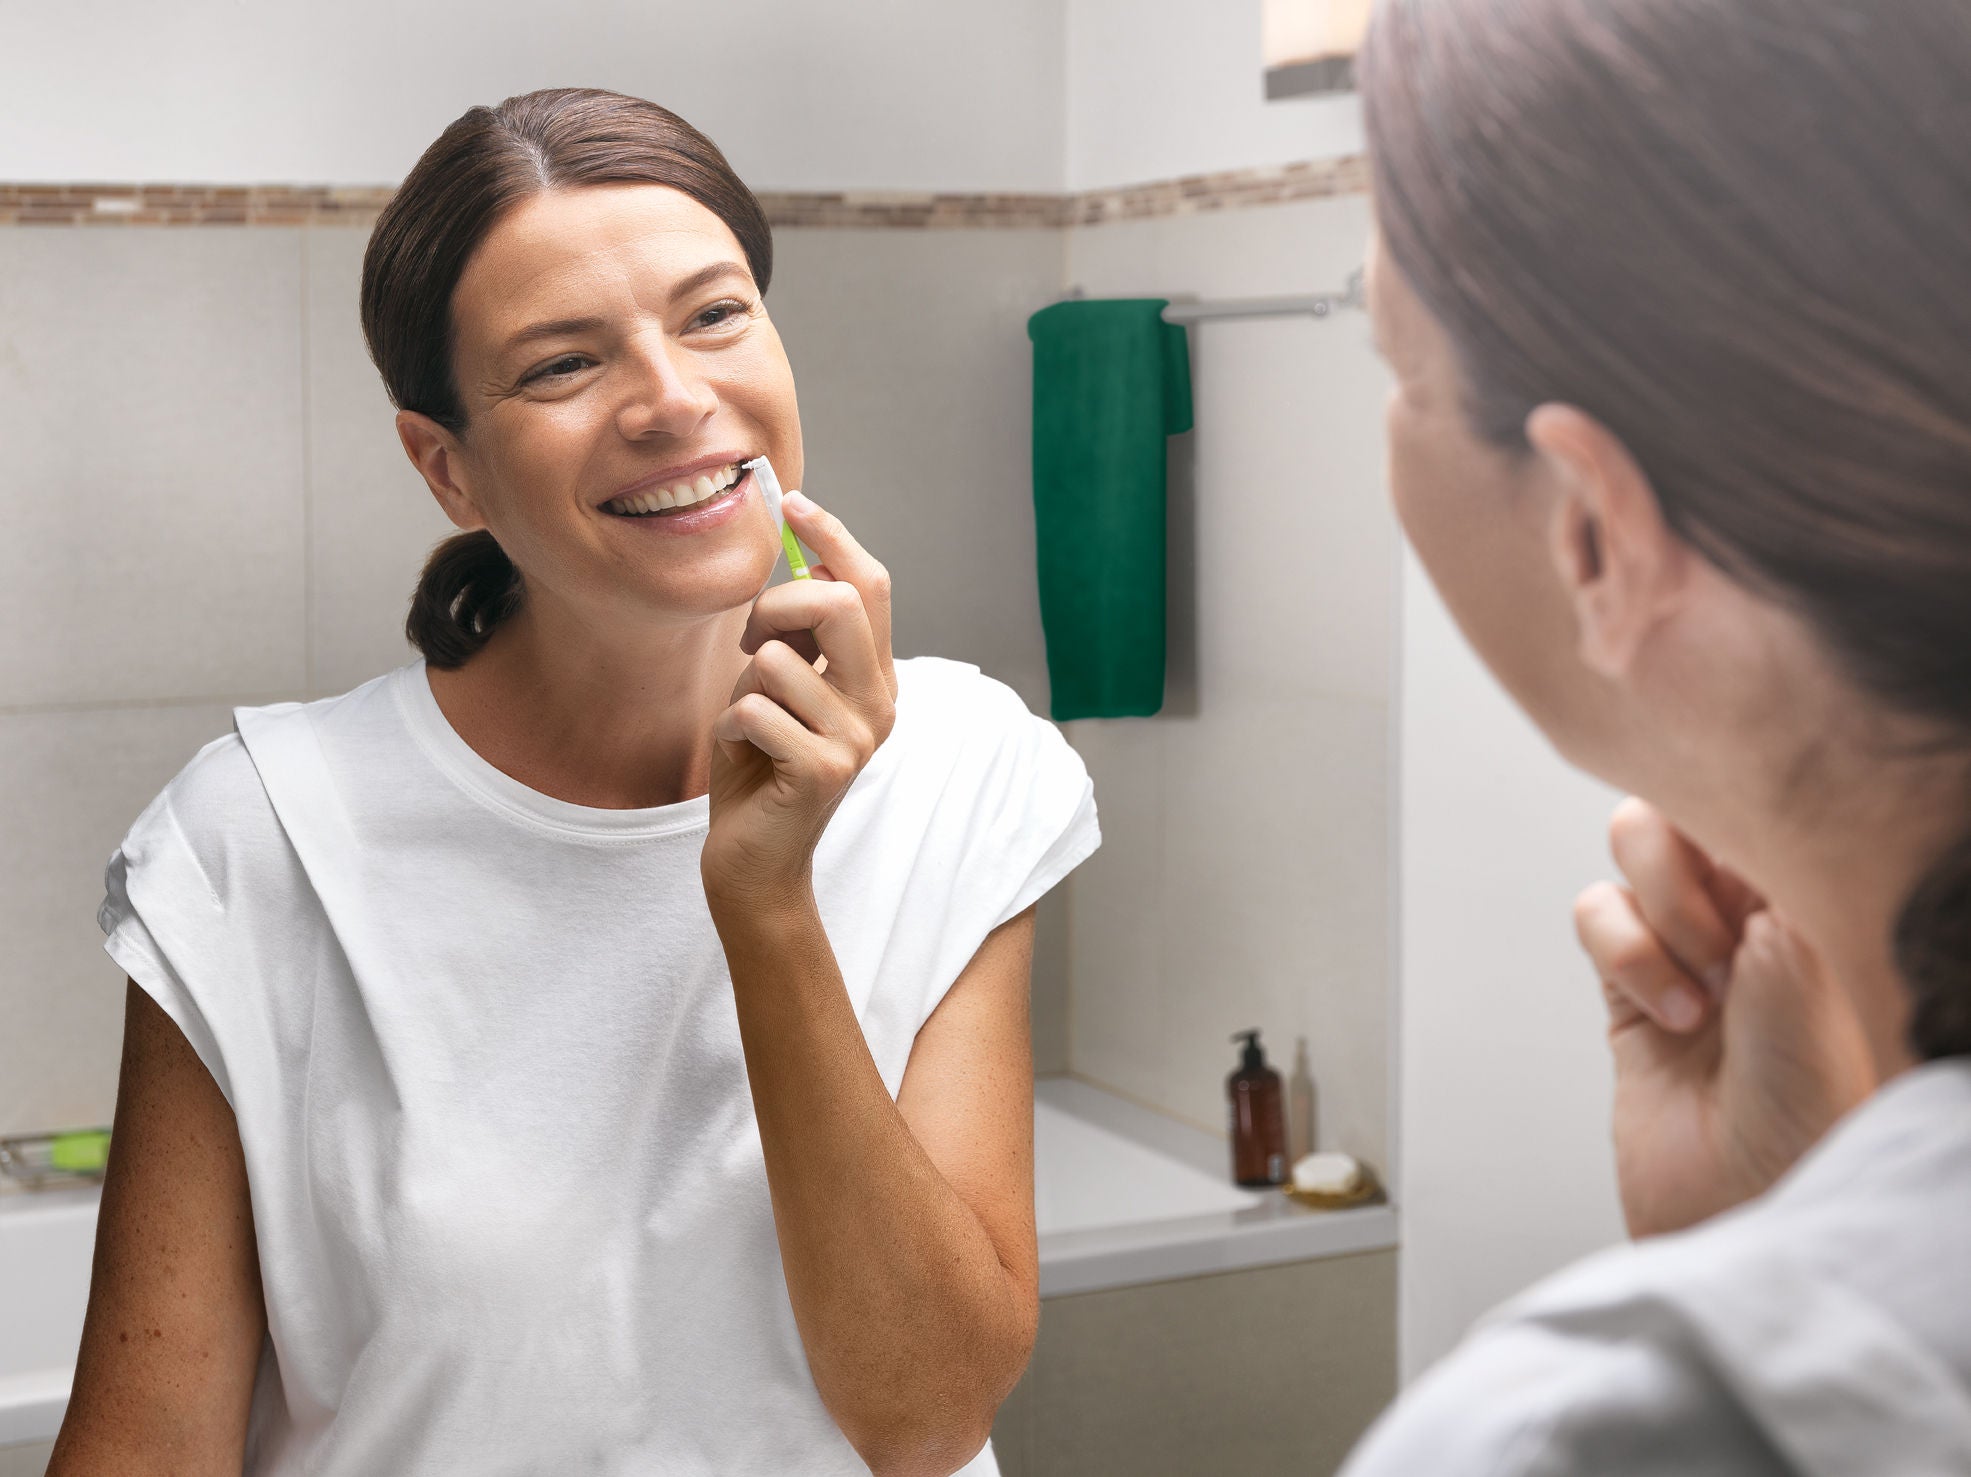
[0,703,239,1134]
[1061,718,1170,1107]
[1187,315,1395,707]
[0,230,307,706]
[1030,889,1071,1078]
[0,1439,54,1477]
[1061,195,1395,1165]
[1158,696,1390,1162]
[1024,1250,1397,1476]
[767,228,1064,714]
[303,229,453,696]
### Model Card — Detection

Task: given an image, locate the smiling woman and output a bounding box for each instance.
[50,89,1099,1477]
[360,91,788,668]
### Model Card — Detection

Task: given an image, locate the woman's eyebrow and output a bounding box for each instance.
[669,260,752,301]
[502,315,607,356]
[498,262,751,359]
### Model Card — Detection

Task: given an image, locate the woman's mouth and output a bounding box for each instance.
[602,461,749,518]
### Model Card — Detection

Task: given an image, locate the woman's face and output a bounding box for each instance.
[421,183,798,627]
[1365,230,1605,762]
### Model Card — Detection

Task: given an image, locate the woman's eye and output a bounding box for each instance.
[694,299,751,331]
[527,355,590,383]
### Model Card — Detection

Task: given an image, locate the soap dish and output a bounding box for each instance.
[1282,1163,1383,1212]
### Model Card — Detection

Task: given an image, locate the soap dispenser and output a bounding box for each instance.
[1227,1029,1289,1187]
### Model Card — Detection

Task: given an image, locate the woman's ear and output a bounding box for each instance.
[396,411,487,533]
[1527,403,1690,678]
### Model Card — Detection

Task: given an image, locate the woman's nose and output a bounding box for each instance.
[616,333,719,440]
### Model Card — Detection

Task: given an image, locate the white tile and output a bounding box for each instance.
[1158,695,1390,1162]
[1055,199,1395,1157]
[0,704,239,1136]
[768,229,1064,713]
[1061,718,1170,1106]
[1030,887,1071,1076]
[1188,316,1396,706]
[1065,194,1375,305]
[0,230,308,706]
[304,229,455,696]
[0,1440,55,1477]
[1068,199,1398,708]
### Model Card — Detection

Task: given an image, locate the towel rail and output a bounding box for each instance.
[1157,267,1366,324]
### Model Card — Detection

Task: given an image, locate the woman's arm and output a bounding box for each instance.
[717,906,1039,1477]
[47,981,268,1476]
[702,493,1037,1475]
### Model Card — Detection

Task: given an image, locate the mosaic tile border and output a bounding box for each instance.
[0,158,1367,230]
[0,184,395,226]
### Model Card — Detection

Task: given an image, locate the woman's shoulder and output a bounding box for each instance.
[1343,1268,1784,1477]
[892,656,1040,729]
[1349,1138,1971,1477]
[886,656,1089,793]
[122,669,409,876]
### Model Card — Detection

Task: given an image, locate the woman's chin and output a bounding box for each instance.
[622,553,784,623]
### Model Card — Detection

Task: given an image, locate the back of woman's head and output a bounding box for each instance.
[1359,0,1971,1057]
[361,88,773,667]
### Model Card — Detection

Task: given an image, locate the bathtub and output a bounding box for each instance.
[1033,1075,1396,1296]
[0,1185,96,1449]
[0,1080,1397,1448]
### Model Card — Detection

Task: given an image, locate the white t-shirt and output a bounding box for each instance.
[99,656,1099,1477]
[1341,1058,1971,1477]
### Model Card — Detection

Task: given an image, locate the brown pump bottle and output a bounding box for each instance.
[1227,1029,1289,1187]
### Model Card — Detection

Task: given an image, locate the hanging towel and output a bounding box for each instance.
[1027,298,1194,722]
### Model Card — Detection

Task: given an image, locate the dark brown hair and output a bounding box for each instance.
[360,87,774,667]
[1361,0,1971,1057]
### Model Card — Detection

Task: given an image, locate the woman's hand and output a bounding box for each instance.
[702,493,897,909]
[1574,798,1878,1238]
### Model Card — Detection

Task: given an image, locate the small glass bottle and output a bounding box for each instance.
[1289,1036,1317,1163]
[1227,1029,1289,1187]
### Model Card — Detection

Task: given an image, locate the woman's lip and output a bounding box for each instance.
[605,468,754,534]
[599,454,753,508]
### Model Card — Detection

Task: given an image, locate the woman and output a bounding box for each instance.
[1343,1,1971,1471]
[50,90,1097,1477]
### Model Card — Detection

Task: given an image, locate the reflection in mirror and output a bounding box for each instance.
[5,6,1401,1474]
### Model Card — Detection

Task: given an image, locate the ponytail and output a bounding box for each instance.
[406,531,525,669]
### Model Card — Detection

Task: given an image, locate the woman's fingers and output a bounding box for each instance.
[719,641,878,789]
[1607,797,1739,996]
[748,641,871,748]
[779,493,897,698]
[1575,880,1714,1034]
[714,692,805,764]
[740,579,889,717]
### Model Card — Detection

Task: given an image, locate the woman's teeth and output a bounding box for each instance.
[604,462,746,517]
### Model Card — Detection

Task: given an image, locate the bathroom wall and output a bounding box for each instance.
[0,218,1070,1135]
[3,0,1067,192]
[1397,559,1628,1374]
[1061,0,1634,1383]
[1065,0,1363,189]
[1,0,1082,1133]
[1057,195,1397,1174]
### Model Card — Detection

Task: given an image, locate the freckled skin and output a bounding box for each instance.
[47,984,267,1472]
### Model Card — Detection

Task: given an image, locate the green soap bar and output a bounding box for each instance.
[50,1130,110,1173]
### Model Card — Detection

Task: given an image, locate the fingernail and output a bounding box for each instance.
[783,491,816,516]
[1662,986,1705,1032]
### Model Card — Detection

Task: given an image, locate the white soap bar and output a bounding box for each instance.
[1291,1151,1364,1196]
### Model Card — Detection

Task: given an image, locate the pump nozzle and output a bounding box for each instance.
[1231,1028,1266,1073]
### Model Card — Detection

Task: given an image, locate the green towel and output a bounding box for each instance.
[1027,299,1193,722]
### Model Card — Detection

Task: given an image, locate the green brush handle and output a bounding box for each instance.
[780,522,811,580]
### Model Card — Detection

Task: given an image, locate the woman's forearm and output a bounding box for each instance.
[710,887,1033,1477]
